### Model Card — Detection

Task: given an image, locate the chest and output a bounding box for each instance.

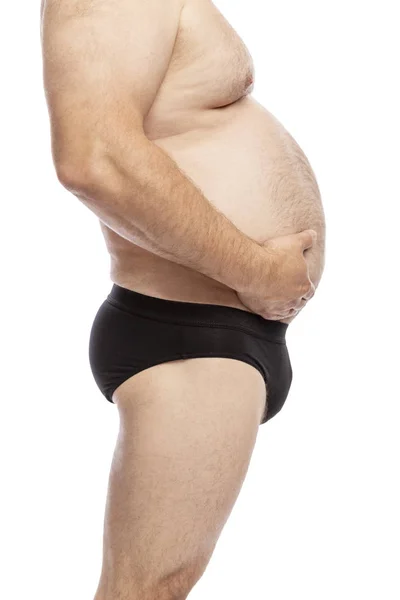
[152,0,255,113]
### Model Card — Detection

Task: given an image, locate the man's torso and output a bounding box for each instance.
[101,0,325,316]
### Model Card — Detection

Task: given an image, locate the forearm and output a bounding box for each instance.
[59,139,268,294]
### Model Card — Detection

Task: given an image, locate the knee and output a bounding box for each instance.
[98,556,210,600]
[150,557,209,600]
[98,548,214,600]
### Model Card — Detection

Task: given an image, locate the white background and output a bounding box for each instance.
[1,0,399,598]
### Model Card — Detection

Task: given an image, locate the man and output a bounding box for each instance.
[40,0,326,598]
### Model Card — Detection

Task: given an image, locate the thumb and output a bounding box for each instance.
[296,229,317,251]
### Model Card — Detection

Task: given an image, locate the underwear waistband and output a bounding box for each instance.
[107,284,289,342]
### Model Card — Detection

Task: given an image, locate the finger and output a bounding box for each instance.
[302,281,315,301]
[261,312,277,320]
[293,297,308,309]
[296,229,317,251]
[261,312,283,321]
[262,307,299,321]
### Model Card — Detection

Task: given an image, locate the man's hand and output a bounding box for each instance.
[236,229,317,321]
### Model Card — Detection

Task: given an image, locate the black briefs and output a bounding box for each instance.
[88,284,293,424]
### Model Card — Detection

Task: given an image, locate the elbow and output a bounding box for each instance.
[54,147,122,204]
[52,135,114,195]
[53,137,143,201]
[52,126,148,199]
[55,157,100,196]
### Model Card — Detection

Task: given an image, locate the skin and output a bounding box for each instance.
[40,1,326,598]
[40,0,325,322]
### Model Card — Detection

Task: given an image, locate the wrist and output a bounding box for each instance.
[232,240,273,295]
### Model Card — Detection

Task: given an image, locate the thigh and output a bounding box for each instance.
[106,357,266,587]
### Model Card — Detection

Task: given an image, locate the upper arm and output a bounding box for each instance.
[41,0,184,168]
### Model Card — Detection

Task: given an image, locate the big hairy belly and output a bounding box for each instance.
[102,95,325,306]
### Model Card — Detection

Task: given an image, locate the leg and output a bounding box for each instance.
[93,356,266,600]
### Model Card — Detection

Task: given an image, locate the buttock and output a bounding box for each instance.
[88,284,293,424]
